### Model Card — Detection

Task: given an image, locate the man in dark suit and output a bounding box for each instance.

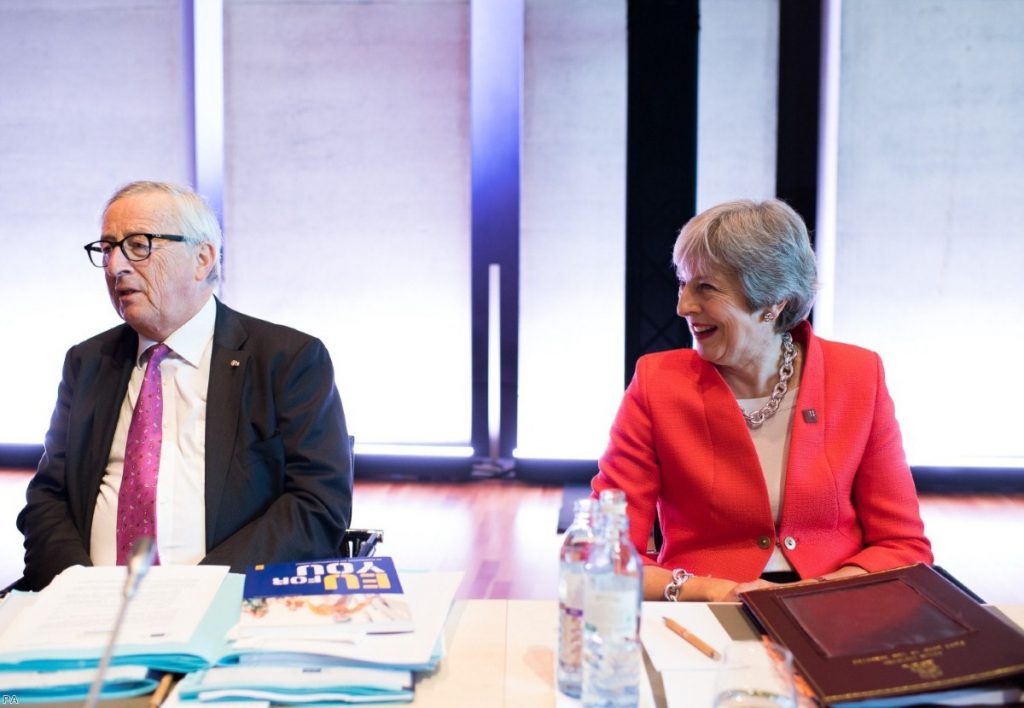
[16,181,352,591]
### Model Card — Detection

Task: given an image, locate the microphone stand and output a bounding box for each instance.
[83,537,157,708]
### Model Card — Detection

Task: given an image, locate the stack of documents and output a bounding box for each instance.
[640,602,731,708]
[221,571,462,671]
[0,564,462,704]
[186,569,463,703]
[0,665,156,703]
[0,565,240,702]
[176,665,414,703]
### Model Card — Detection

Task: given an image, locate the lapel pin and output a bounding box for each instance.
[802,409,817,424]
[230,360,240,368]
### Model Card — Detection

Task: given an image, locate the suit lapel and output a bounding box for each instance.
[77,328,136,538]
[783,322,828,517]
[204,300,249,542]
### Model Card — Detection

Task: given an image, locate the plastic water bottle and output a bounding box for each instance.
[557,497,598,697]
[582,489,643,707]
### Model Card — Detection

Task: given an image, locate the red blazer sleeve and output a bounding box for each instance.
[592,365,663,565]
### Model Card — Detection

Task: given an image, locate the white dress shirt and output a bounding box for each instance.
[91,296,216,566]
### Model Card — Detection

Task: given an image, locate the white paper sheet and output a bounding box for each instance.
[0,664,150,689]
[661,667,720,707]
[0,565,229,652]
[996,604,1024,630]
[199,665,411,690]
[179,664,414,703]
[640,602,731,672]
[163,681,268,708]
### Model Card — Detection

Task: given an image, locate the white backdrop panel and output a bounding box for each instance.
[0,0,192,444]
[696,0,779,210]
[517,0,627,459]
[831,0,1024,465]
[221,0,471,445]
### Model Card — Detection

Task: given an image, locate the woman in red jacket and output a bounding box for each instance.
[592,199,932,602]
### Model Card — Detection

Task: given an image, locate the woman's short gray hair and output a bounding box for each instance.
[104,181,222,284]
[672,198,817,332]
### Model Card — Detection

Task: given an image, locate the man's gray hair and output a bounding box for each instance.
[104,180,222,284]
[672,199,817,333]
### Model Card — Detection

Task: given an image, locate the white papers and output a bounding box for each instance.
[200,665,411,691]
[660,669,720,708]
[640,601,730,671]
[0,565,230,653]
[0,591,36,636]
[640,601,731,708]
[0,664,150,690]
[996,604,1024,630]
[833,684,1024,707]
[177,665,414,704]
[163,680,268,708]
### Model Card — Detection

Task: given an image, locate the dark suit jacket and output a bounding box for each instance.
[16,299,353,591]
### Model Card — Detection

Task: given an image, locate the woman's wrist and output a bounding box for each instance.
[663,568,692,601]
[679,575,738,602]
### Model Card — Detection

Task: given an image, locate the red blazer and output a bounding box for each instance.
[592,321,932,581]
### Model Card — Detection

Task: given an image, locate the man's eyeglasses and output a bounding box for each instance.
[83,234,187,268]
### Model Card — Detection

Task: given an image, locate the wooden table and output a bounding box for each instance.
[413,599,562,707]
[412,599,680,707]
[410,601,1024,708]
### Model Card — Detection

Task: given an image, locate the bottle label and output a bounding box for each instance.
[558,574,586,676]
[584,588,638,638]
[562,573,584,615]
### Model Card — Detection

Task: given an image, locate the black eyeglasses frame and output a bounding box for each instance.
[84,233,187,267]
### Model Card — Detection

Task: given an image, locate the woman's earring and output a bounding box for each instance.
[763,311,776,322]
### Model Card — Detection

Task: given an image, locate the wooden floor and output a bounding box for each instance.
[2,469,1023,604]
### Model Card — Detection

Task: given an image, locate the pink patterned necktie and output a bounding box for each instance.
[116,343,171,565]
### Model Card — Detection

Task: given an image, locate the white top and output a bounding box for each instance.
[737,387,799,573]
[90,295,216,566]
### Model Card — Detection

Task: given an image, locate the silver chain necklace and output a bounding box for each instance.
[744,332,796,429]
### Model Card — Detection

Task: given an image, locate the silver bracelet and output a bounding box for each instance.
[664,568,691,602]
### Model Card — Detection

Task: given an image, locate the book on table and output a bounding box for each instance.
[739,563,1024,707]
[237,556,414,639]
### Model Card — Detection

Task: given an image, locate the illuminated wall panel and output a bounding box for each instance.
[221,0,471,445]
[826,0,1024,466]
[516,0,627,459]
[0,0,192,444]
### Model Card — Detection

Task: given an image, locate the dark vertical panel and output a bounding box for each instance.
[624,0,699,386]
[776,0,822,244]
[470,1,522,458]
